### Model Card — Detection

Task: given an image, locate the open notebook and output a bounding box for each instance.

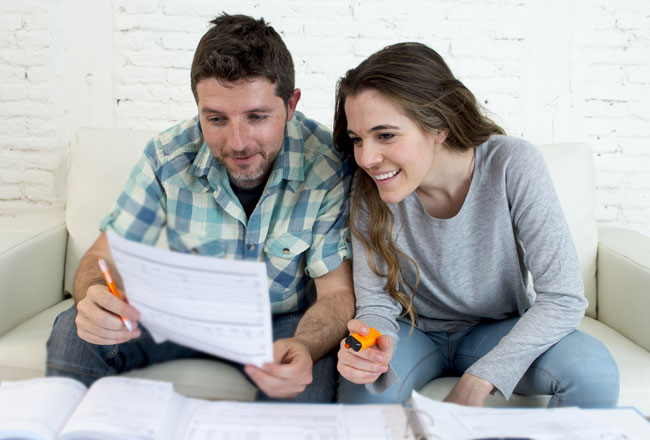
[410,390,650,440]
[0,376,405,440]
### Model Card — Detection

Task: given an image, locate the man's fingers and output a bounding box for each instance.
[260,361,310,381]
[75,292,140,345]
[245,365,309,398]
[75,312,139,345]
[78,298,129,332]
[88,286,139,322]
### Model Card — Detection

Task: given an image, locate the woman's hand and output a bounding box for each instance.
[444,372,495,406]
[337,319,393,384]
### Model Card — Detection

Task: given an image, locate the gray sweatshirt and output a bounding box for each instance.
[353,135,587,399]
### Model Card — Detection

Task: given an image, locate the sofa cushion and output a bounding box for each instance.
[0,212,67,335]
[538,143,598,318]
[0,299,72,380]
[64,128,156,296]
[578,316,650,415]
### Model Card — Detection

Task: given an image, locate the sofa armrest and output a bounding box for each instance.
[0,211,68,335]
[597,227,650,353]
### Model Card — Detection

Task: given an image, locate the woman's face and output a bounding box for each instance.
[344,89,446,204]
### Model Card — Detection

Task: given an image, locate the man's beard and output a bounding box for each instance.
[219,147,281,188]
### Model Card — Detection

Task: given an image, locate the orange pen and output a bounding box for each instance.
[97,258,133,331]
[345,327,382,352]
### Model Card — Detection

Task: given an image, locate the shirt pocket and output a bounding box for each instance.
[264,230,313,305]
[167,228,226,257]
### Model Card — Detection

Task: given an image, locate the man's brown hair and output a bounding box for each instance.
[191,13,295,104]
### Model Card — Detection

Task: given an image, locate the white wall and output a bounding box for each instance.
[1,0,649,235]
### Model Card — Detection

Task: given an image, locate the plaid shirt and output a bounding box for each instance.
[101,112,352,314]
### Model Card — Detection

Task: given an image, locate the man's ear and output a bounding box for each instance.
[286,88,301,121]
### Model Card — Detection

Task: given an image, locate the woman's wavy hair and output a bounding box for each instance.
[333,42,504,328]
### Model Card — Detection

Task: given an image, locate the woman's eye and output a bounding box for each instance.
[350,137,362,145]
[378,133,394,141]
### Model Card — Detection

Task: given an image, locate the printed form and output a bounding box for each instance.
[106,231,274,367]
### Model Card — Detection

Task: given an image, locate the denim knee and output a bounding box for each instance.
[567,342,619,408]
[542,331,620,408]
[46,305,118,386]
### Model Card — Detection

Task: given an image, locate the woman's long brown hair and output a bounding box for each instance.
[334,42,504,329]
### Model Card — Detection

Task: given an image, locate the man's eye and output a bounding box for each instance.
[249,114,268,121]
[378,133,394,141]
[208,117,223,124]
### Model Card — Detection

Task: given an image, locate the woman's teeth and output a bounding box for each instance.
[376,170,400,181]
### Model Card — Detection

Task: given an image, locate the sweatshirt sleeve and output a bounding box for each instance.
[466,140,587,399]
[349,177,404,392]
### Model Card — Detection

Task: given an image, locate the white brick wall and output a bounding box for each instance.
[1,0,649,235]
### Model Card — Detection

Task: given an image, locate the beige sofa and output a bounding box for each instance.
[1,128,649,413]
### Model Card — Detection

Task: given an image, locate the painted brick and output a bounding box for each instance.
[0,0,46,14]
[0,14,23,31]
[0,0,649,235]
[116,0,163,15]
[0,185,22,200]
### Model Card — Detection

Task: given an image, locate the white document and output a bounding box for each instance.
[59,377,173,440]
[0,376,403,440]
[0,376,179,440]
[0,377,86,440]
[410,390,645,440]
[182,401,394,440]
[106,230,273,367]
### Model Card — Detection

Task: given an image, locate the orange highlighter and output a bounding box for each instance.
[345,327,382,352]
[97,258,133,331]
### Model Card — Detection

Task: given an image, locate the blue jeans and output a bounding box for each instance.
[338,318,619,408]
[46,305,337,402]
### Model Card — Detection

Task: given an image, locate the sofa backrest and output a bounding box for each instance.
[64,130,599,317]
[538,143,598,317]
[64,128,156,296]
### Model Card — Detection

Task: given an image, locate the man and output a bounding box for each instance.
[46,13,355,402]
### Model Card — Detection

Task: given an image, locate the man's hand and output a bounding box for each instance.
[75,284,140,345]
[244,337,313,399]
[337,319,392,384]
[444,372,494,406]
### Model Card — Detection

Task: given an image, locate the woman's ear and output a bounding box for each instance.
[435,128,449,144]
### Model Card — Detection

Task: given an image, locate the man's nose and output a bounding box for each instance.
[228,121,248,151]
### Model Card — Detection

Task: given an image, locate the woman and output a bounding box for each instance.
[334,42,619,407]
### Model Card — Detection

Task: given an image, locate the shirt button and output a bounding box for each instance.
[191,248,199,255]
[282,248,290,255]
[248,244,255,251]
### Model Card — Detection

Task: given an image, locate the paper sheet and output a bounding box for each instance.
[60,377,174,440]
[411,391,641,440]
[182,401,393,440]
[0,377,86,439]
[107,231,274,367]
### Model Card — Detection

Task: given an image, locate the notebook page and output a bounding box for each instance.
[0,377,86,440]
[59,377,173,440]
[411,391,636,440]
[182,401,393,440]
[106,230,273,367]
